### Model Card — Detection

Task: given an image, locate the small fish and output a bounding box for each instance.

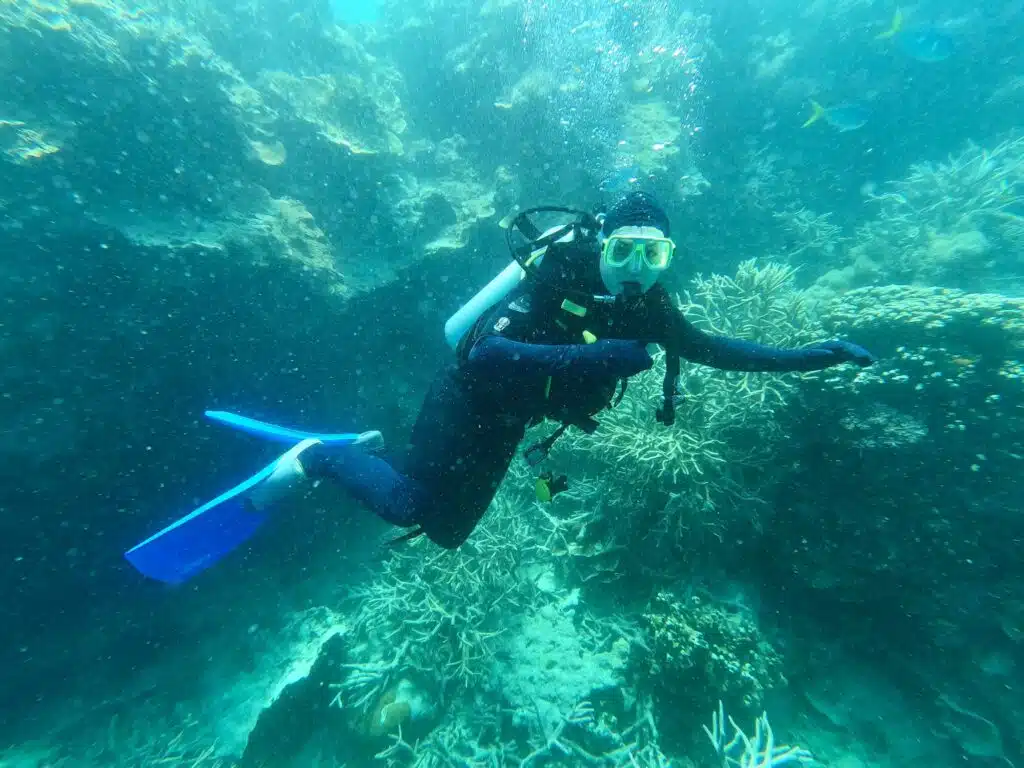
[801,101,869,132]
[877,9,955,63]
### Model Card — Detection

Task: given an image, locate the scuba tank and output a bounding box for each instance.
[443,207,604,351]
[444,259,527,350]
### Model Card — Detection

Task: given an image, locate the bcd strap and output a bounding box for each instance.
[508,207,603,275]
[613,379,628,408]
[523,413,600,467]
[516,213,542,241]
[524,423,570,467]
[655,352,681,426]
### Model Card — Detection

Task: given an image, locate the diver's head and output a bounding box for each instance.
[599,191,675,296]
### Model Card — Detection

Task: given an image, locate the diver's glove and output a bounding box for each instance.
[811,340,876,367]
[468,336,653,379]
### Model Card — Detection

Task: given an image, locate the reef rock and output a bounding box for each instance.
[761,285,1024,761]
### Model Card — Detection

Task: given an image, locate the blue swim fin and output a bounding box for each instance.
[205,410,381,448]
[124,438,320,585]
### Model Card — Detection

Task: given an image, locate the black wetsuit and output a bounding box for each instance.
[306,239,864,548]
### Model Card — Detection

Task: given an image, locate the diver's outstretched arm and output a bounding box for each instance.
[672,318,875,373]
[466,335,653,379]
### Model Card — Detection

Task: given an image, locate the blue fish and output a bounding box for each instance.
[802,101,869,132]
[878,9,955,63]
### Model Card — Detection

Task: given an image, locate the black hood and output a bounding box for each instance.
[602,191,671,237]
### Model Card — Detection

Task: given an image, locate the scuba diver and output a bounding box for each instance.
[125,192,875,584]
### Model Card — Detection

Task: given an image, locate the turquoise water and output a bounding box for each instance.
[0,0,1022,765]
[330,0,379,24]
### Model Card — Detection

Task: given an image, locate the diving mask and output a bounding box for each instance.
[599,226,676,295]
[602,230,676,270]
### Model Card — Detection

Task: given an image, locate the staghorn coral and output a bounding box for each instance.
[372,696,674,768]
[816,135,1024,294]
[556,260,822,554]
[334,493,544,714]
[0,706,228,767]
[704,702,814,768]
[637,591,785,721]
[489,592,631,738]
[333,484,676,767]
[771,206,846,265]
[681,260,822,350]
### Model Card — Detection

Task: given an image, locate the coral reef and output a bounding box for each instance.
[371,697,673,768]
[0,708,227,767]
[309,486,687,766]
[10,1,1024,767]
[490,593,630,736]
[555,260,822,559]
[778,285,1023,597]
[259,65,406,157]
[639,592,785,722]
[761,284,1024,763]
[704,702,813,768]
[0,0,501,304]
[336,494,539,704]
[395,136,501,253]
[814,135,1024,296]
[771,207,846,265]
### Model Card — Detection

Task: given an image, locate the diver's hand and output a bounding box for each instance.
[813,340,876,367]
[576,339,654,378]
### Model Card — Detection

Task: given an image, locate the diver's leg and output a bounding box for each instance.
[300,445,426,528]
[410,423,522,548]
[296,366,481,533]
[402,367,527,548]
[288,365,524,544]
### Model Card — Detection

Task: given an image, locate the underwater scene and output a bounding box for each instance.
[1,0,1023,765]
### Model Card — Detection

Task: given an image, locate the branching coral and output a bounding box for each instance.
[372,697,672,768]
[334,493,545,720]
[879,136,1024,236]
[555,260,822,554]
[771,206,846,264]
[704,702,814,768]
[737,144,800,214]
[820,134,1024,293]
[333,475,677,765]
[9,709,228,767]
